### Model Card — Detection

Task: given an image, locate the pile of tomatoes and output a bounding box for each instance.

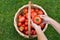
[17,7,46,35]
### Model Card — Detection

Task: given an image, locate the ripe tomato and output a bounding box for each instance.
[24,26,28,31]
[19,16,25,22]
[25,13,28,19]
[22,24,25,27]
[35,8,39,12]
[25,21,28,25]
[33,31,36,35]
[25,31,28,35]
[31,8,35,13]
[23,8,28,13]
[31,11,37,19]
[33,16,42,24]
[18,15,22,18]
[25,19,28,22]
[17,22,22,27]
[19,26,24,32]
[31,30,36,35]
[38,10,44,15]
[40,23,46,29]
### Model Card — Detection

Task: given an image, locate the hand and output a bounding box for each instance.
[40,15,52,23]
[31,20,48,40]
[31,20,41,30]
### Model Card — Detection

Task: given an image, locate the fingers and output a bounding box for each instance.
[39,15,45,18]
[31,20,41,30]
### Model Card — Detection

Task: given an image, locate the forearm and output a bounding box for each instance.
[49,18,60,34]
[35,27,48,40]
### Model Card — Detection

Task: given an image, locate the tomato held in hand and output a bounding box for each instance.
[33,16,42,24]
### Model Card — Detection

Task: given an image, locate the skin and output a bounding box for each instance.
[31,20,48,40]
[40,15,60,34]
[31,15,60,40]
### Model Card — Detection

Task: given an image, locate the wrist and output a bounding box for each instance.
[47,17,53,24]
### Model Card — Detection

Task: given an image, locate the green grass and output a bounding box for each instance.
[0,0,60,40]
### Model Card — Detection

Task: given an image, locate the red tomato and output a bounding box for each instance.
[22,24,25,27]
[25,13,28,19]
[33,31,36,35]
[33,16,42,24]
[31,11,37,19]
[25,31,28,35]
[19,26,24,32]
[23,8,28,13]
[17,22,22,27]
[31,8,35,13]
[31,30,34,35]
[31,30,36,35]
[38,10,44,15]
[18,15,22,18]
[35,8,39,12]
[25,21,28,25]
[25,19,28,22]
[40,23,46,29]
[19,16,25,22]
[24,26,28,31]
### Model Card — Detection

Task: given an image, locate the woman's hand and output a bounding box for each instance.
[40,15,60,34]
[40,15,52,24]
[31,20,48,40]
[31,20,41,30]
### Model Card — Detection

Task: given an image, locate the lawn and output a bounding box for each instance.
[0,0,60,40]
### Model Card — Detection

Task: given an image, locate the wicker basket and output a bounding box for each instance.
[14,4,48,38]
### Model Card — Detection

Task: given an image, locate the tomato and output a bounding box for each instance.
[31,30,36,35]
[38,10,44,15]
[17,22,22,27]
[25,19,28,22]
[35,8,39,12]
[24,26,28,31]
[18,15,22,18]
[22,24,25,27]
[19,26,24,32]
[40,23,46,29]
[25,13,28,19]
[31,11,37,19]
[19,16,25,22]
[25,21,28,25]
[33,31,36,35]
[33,16,42,24]
[23,8,28,13]
[25,31,28,35]
[31,8,35,13]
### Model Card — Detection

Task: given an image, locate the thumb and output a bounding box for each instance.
[39,15,45,18]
